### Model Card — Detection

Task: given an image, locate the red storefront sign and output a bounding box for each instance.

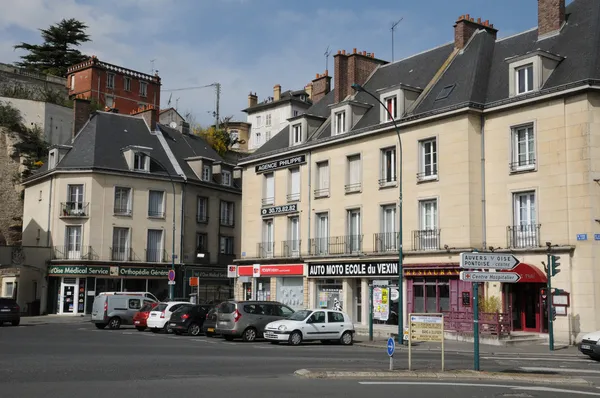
[237,264,304,277]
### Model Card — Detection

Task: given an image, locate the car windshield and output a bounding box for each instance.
[287,310,312,321]
[173,305,193,315]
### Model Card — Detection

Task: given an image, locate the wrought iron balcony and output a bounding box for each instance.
[507,224,541,248]
[373,232,399,253]
[416,167,438,182]
[281,240,301,258]
[257,242,275,258]
[196,214,209,223]
[509,158,536,172]
[261,197,275,206]
[287,193,300,202]
[114,206,132,216]
[412,229,441,251]
[53,246,95,260]
[145,249,168,263]
[378,177,397,187]
[344,183,362,194]
[59,202,89,218]
[314,188,330,198]
[148,210,165,218]
[308,235,363,256]
[220,218,235,227]
[110,247,136,261]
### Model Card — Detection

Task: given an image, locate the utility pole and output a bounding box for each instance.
[391,18,403,62]
[214,83,221,129]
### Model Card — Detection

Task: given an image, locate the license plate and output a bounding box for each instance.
[170,323,176,327]
[150,313,156,317]
[207,328,215,332]
[0,309,9,312]
[218,321,227,325]
[134,321,140,324]
[582,344,591,350]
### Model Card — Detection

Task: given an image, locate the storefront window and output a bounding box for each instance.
[148,279,169,301]
[276,277,304,310]
[197,282,232,304]
[242,282,252,300]
[123,279,146,292]
[412,277,450,313]
[95,278,121,295]
[316,279,343,310]
[256,278,270,301]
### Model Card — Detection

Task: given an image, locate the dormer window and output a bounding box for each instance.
[507,51,563,98]
[384,96,397,121]
[292,124,302,146]
[516,64,534,95]
[48,149,57,170]
[222,170,232,186]
[134,152,150,172]
[334,111,346,135]
[202,165,212,182]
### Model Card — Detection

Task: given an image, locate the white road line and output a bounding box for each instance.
[520,366,600,374]
[483,356,590,363]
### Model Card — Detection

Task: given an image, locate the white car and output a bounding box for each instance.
[264,309,355,346]
[579,330,600,359]
[147,301,190,333]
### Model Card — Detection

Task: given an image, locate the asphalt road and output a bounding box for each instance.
[1,323,600,397]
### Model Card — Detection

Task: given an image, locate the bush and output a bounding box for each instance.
[479,295,502,313]
[0,101,25,132]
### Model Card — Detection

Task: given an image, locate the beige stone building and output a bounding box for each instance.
[21,101,241,315]
[231,0,599,343]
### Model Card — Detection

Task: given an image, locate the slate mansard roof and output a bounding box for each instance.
[243,0,600,162]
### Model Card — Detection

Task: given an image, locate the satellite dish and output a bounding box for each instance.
[169,121,177,129]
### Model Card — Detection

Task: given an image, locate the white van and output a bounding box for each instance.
[91,294,157,330]
[97,291,159,302]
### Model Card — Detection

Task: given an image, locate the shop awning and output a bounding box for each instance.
[500,262,547,283]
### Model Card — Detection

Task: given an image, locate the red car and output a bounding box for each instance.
[133,302,158,331]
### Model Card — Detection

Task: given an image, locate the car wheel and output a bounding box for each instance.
[108,317,121,330]
[11,319,20,326]
[163,323,172,334]
[340,331,353,346]
[289,331,302,346]
[242,327,257,342]
[224,335,235,341]
[188,323,201,336]
[135,326,145,332]
[95,323,107,330]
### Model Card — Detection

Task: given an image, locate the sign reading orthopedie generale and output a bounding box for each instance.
[308,262,399,277]
[261,203,298,217]
[119,267,170,278]
[255,155,306,173]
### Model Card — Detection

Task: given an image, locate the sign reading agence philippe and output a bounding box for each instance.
[255,155,306,173]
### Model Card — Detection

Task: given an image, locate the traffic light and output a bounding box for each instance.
[551,255,561,277]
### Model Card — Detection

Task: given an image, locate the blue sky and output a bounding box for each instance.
[0,0,572,126]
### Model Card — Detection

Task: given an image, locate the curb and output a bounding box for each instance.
[293,369,591,386]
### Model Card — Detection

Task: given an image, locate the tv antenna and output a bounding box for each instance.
[324,45,332,72]
[391,18,403,62]
[150,59,156,74]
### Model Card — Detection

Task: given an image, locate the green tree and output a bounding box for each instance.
[14,18,91,77]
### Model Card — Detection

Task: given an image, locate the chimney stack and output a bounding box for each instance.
[454,15,498,50]
[72,97,92,139]
[334,50,387,103]
[273,84,281,101]
[131,105,157,131]
[304,82,313,101]
[311,70,332,103]
[248,92,258,108]
[538,0,565,39]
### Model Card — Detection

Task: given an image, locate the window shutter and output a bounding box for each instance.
[291,168,300,195]
[266,174,274,198]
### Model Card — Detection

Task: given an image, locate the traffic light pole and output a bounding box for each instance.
[546,252,554,351]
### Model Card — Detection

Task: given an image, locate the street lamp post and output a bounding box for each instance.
[351,83,404,344]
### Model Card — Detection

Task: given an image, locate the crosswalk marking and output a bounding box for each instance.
[520,366,600,374]
[483,356,589,363]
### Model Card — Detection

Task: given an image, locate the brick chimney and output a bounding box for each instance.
[312,70,332,103]
[304,82,313,101]
[248,92,258,108]
[72,97,91,139]
[131,104,157,131]
[334,49,387,103]
[454,15,498,50]
[538,0,565,38]
[273,84,281,101]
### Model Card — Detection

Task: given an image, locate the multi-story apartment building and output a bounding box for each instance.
[226,121,251,153]
[243,84,314,152]
[232,0,600,343]
[21,100,241,315]
[66,56,161,116]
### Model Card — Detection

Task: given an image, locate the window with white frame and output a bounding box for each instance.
[347,209,361,253]
[334,111,346,135]
[315,212,329,255]
[315,161,329,197]
[262,219,274,257]
[114,187,132,215]
[196,196,208,223]
[107,73,115,89]
[146,229,163,262]
[263,172,275,205]
[512,191,538,248]
[288,167,300,202]
[385,95,397,121]
[292,124,302,145]
[516,64,534,95]
[4,282,14,298]
[65,225,82,259]
[139,81,148,97]
[202,165,212,182]
[345,154,361,193]
[418,138,438,181]
[66,184,84,215]
[266,131,272,141]
[293,110,299,117]
[229,130,239,148]
[148,190,165,218]
[287,216,300,256]
[418,199,439,250]
[256,115,262,127]
[220,236,234,254]
[380,204,397,251]
[255,132,262,147]
[70,75,75,90]
[112,227,130,261]
[133,152,149,172]
[105,96,114,108]
[196,233,207,252]
[124,77,131,91]
[511,124,535,171]
[266,114,272,126]
[380,147,396,186]
[222,170,232,186]
[220,201,235,226]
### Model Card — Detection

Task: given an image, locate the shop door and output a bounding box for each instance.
[61,278,77,314]
[510,283,542,332]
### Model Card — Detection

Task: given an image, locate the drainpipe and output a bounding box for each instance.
[307,151,312,256]
[480,113,487,250]
[180,182,186,298]
[46,176,53,247]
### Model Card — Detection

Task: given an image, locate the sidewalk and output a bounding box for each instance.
[20,314,91,326]
[354,337,580,356]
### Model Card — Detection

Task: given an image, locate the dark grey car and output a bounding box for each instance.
[216,300,295,342]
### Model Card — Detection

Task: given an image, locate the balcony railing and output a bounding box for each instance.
[148,210,165,218]
[281,240,301,258]
[220,218,235,227]
[114,206,132,216]
[287,193,300,202]
[412,229,441,251]
[509,157,536,172]
[257,242,275,258]
[314,187,330,198]
[262,197,274,206]
[110,247,135,261]
[344,183,362,193]
[145,249,167,263]
[197,214,209,223]
[53,246,95,260]
[60,202,90,218]
[378,177,397,187]
[507,224,541,248]
[374,232,399,253]
[308,235,363,256]
[416,168,438,182]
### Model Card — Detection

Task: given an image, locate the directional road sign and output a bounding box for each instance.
[460,252,519,270]
[387,337,395,357]
[460,271,521,283]
[168,269,176,282]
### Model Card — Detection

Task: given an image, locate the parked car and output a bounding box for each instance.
[0,298,20,326]
[216,300,295,342]
[133,302,159,331]
[91,294,157,330]
[169,304,213,336]
[264,309,355,346]
[202,307,218,337]
[579,330,600,360]
[97,291,159,302]
[147,301,189,333]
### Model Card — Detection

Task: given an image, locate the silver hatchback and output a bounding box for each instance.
[216,300,295,342]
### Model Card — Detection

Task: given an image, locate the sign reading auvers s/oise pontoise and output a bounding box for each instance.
[255,155,306,173]
[261,203,298,217]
